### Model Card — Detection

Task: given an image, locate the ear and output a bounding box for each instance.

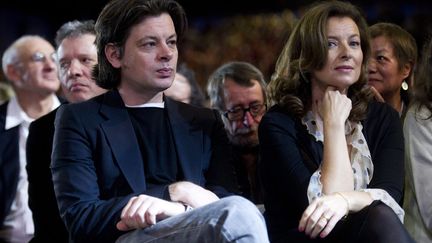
[105,43,122,68]
[401,62,412,80]
[5,64,23,87]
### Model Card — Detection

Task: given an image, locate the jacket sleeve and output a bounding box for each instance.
[258,108,313,226]
[51,104,133,242]
[364,102,405,204]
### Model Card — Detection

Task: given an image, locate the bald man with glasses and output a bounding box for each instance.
[0,35,61,242]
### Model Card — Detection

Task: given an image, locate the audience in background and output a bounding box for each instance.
[260,1,413,242]
[26,20,106,243]
[0,35,60,242]
[164,62,205,107]
[368,22,417,119]
[0,82,14,104]
[207,61,267,204]
[403,36,432,242]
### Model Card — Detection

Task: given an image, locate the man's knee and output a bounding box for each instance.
[219,196,262,217]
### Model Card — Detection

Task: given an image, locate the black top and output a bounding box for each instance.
[128,107,181,199]
[232,145,263,204]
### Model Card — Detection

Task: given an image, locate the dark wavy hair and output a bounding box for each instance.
[93,0,187,89]
[268,1,372,121]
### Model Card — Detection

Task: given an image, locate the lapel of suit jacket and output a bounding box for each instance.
[165,97,203,183]
[0,101,20,224]
[99,90,146,193]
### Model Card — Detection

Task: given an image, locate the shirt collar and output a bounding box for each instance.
[5,95,61,130]
[125,102,165,108]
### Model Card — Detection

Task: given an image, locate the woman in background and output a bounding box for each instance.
[164,62,206,107]
[403,36,432,242]
[368,22,417,119]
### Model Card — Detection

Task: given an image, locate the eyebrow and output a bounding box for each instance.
[137,33,177,42]
[327,34,360,39]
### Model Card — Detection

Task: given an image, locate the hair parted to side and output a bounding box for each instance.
[370,22,417,106]
[93,0,187,89]
[369,23,417,79]
[268,0,372,121]
[207,61,267,112]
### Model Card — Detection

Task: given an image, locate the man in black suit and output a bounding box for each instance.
[26,20,106,243]
[51,0,269,243]
[0,35,60,242]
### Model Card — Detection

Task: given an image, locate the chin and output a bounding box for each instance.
[231,136,259,148]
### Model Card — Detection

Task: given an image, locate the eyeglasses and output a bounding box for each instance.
[223,103,266,121]
[30,51,57,63]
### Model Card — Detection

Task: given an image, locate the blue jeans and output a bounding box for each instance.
[116,196,269,243]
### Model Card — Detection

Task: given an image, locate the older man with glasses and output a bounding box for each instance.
[207,61,267,205]
[0,35,61,242]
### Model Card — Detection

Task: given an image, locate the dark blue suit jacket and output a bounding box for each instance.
[51,90,237,242]
[0,101,20,227]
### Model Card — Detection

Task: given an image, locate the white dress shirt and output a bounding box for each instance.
[1,95,60,242]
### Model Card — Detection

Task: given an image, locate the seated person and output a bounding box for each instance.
[403,36,432,242]
[368,22,417,119]
[51,0,269,242]
[164,62,205,107]
[259,1,414,242]
[207,61,267,204]
[26,19,106,243]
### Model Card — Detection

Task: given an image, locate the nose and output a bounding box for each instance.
[159,43,174,61]
[68,59,82,77]
[340,42,352,60]
[368,58,377,73]
[242,110,255,128]
[44,55,57,70]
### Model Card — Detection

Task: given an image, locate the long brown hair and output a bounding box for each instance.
[268,1,372,121]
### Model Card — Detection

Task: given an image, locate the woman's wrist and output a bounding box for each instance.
[335,192,350,217]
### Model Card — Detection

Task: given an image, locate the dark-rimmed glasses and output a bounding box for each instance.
[223,103,266,121]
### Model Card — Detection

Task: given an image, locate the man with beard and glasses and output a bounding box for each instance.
[207,61,267,205]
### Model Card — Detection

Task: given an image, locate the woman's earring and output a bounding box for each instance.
[401,80,409,91]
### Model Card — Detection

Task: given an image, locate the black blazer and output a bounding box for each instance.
[51,90,237,242]
[0,101,20,227]
[26,107,68,243]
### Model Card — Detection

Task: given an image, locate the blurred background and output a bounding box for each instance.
[1,0,431,95]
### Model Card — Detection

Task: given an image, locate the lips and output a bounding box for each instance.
[69,82,88,91]
[368,78,381,83]
[335,65,353,71]
[157,67,173,77]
